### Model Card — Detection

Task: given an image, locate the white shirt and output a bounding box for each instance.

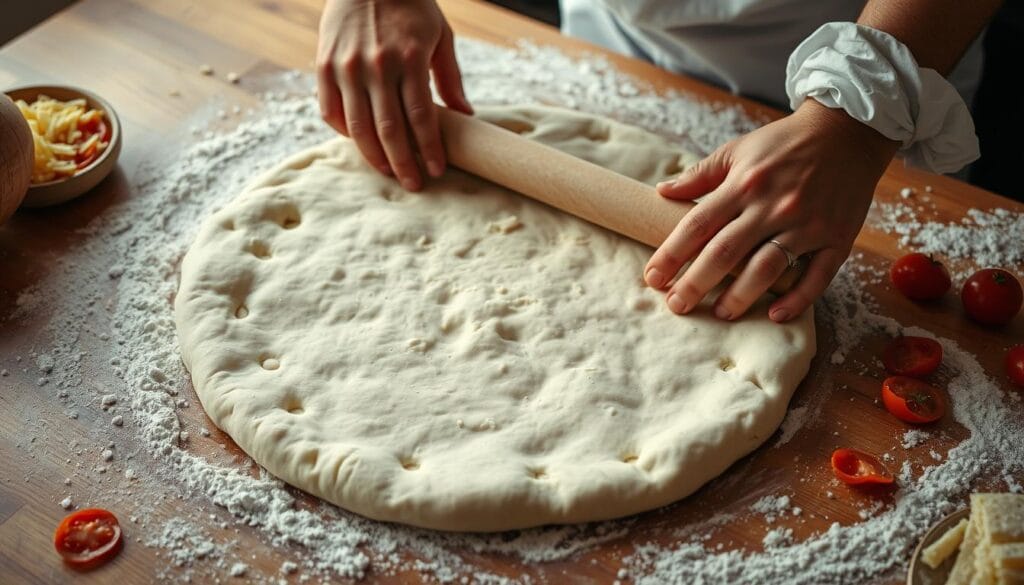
[560,0,983,110]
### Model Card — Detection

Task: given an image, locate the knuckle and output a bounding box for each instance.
[375,118,402,140]
[400,46,423,66]
[672,278,704,301]
[681,208,714,238]
[346,119,371,139]
[370,48,397,71]
[738,165,767,192]
[772,192,802,220]
[751,254,784,283]
[703,239,739,267]
[340,53,362,78]
[653,247,685,271]
[405,102,433,126]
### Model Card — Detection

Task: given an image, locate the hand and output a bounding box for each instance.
[316,0,473,191]
[644,99,899,322]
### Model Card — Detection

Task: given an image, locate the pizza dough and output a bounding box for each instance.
[175,105,816,532]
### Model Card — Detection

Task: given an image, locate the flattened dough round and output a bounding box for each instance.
[175,105,816,532]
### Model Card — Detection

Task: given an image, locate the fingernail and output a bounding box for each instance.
[427,160,444,178]
[714,305,732,320]
[656,180,672,190]
[401,177,419,191]
[667,292,687,314]
[379,165,393,176]
[770,308,791,322]
[645,267,666,288]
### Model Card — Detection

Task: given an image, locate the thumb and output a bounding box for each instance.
[657,147,729,200]
[431,26,473,114]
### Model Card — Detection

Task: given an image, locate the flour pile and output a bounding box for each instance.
[5,38,1022,583]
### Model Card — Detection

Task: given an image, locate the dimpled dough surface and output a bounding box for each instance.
[175,105,816,532]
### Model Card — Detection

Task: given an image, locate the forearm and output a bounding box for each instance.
[857,0,1003,75]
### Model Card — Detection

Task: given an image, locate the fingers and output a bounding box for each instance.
[431,26,472,114]
[366,58,422,191]
[337,61,391,177]
[400,59,445,178]
[662,212,767,316]
[769,247,848,322]
[644,191,737,290]
[317,60,347,136]
[713,235,803,320]
[656,148,729,201]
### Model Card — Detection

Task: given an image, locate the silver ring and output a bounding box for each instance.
[767,239,798,269]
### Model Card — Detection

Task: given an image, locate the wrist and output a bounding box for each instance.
[794,98,899,169]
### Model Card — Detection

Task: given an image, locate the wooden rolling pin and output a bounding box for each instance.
[437,107,803,295]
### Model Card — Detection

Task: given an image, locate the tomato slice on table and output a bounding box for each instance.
[1007,345,1024,388]
[881,376,947,424]
[882,336,943,378]
[54,508,123,570]
[831,448,894,486]
[961,268,1023,326]
[890,253,951,301]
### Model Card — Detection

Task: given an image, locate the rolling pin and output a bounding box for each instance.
[437,107,803,295]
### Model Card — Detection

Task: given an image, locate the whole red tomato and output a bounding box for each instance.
[890,253,951,301]
[961,269,1023,326]
[1008,345,1024,388]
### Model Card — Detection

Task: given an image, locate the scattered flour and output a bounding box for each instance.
[901,429,931,449]
[871,204,1024,280]
[6,37,1021,584]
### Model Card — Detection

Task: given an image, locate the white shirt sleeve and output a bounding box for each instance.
[786,22,980,174]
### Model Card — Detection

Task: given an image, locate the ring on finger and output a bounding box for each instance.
[766,238,799,269]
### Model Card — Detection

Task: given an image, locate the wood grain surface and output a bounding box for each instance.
[1,1,1022,583]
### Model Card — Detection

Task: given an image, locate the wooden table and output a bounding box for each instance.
[1,1,1021,583]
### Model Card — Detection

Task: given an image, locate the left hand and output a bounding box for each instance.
[643,99,900,322]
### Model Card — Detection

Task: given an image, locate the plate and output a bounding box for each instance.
[907,508,971,585]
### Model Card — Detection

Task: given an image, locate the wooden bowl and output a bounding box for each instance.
[4,85,122,208]
[0,94,34,224]
[907,508,971,585]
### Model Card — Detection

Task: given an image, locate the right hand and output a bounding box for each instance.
[316,0,473,191]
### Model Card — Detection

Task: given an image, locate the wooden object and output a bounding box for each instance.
[0,1,1022,583]
[0,93,33,223]
[438,107,802,293]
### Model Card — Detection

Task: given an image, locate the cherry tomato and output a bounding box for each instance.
[882,336,943,378]
[961,268,1023,326]
[881,376,946,424]
[1007,345,1024,388]
[54,508,123,570]
[890,253,951,301]
[831,448,894,486]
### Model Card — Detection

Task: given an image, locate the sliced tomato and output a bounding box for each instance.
[1007,345,1024,388]
[831,448,894,486]
[54,508,123,570]
[881,376,946,424]
[882,336,943,378]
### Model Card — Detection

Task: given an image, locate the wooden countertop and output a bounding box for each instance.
[1,0,1021,583]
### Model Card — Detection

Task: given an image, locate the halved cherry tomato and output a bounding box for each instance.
[54,508,123,570]
[882,336,943,378]
[881,376,947,424]
[890,253,951,301]
[961,268,1023,326]
[831,448,894,486]
[1007,345,1024,388]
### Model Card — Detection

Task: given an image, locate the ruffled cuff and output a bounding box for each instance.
[785,22,979,174]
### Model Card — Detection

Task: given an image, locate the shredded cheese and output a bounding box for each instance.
[15,95,109,184]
